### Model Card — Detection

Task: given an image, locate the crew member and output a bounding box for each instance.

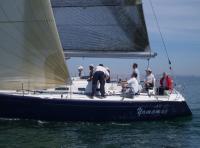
[132,63,140,83]
[78,65,84,78]
[144,68,155,91]
[91,64,109,98]
[159,72,173,94]
[122,73,140,95]
[87,64,94,81]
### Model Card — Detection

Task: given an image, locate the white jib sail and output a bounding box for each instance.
[0,0,70,90]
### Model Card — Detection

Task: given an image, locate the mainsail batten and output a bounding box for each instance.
[0,0,70,90]
[51,0,155,58]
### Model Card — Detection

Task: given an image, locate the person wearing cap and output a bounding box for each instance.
[91,64,109,98]
[144,68,155,91]
[87,64,94,81]
[132,63,140,83]
[78,65,84,78]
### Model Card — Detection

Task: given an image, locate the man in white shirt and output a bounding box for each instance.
[91,64,109,98]
[127,73,140,94]
[144,68,155,91]
[122,73,140,95]
[132,63,140,83]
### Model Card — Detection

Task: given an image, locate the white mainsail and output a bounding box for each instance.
[0,0,70,90]
[51,0,156,58]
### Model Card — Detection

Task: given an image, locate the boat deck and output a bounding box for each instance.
[0,78,185,102]
[0,90,185,102]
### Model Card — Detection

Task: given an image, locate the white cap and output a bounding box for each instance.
[78,65,84,70]
[146,68,152,72]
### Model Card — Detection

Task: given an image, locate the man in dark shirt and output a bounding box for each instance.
[87,64,94,81]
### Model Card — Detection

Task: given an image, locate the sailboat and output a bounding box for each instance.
[0,0,191,122]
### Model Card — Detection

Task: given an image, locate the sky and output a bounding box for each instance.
[66,0,200,77]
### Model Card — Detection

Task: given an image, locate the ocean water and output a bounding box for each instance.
[0,76,199,148]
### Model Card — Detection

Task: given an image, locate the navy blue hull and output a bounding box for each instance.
[0,94,192,122]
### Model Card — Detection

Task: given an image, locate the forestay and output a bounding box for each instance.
[51,0,156,58]
[0,0,70,90]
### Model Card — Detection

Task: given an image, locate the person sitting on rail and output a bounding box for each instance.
[158,72,173,95]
